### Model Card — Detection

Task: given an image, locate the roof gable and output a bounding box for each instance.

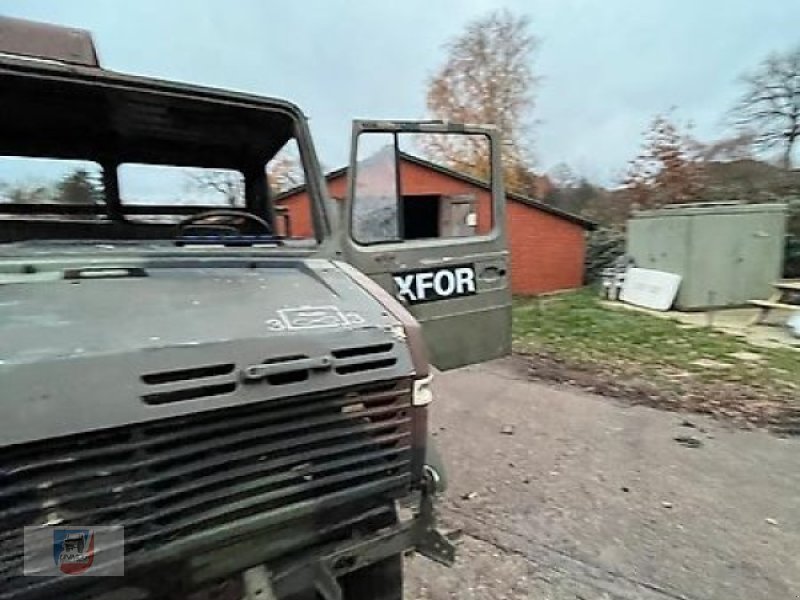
[275,153,596,230]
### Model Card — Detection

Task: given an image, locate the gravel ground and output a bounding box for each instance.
[405,358,800,600]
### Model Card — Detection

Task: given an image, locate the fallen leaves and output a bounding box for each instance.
[518,348,798,431]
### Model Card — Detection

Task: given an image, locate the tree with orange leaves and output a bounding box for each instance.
[622,114,706,210]
[422,9,537,192]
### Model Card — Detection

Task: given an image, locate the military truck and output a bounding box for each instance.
[0,16,511,600]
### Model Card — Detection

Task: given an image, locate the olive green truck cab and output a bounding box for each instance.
[0,17,511,600]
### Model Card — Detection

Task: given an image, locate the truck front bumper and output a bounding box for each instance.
[240,485,454,600]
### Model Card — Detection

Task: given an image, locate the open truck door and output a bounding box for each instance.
[342,120,512,370]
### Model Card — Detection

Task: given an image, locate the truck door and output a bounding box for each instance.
[341,120,511,370]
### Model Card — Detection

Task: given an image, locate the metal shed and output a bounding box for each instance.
[627,203,787,310]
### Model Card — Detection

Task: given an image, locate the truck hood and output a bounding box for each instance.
[0,257,414,446]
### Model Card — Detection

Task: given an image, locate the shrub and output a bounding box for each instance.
[585,227,626,283]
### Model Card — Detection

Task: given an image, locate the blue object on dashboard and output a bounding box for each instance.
[176,235,282,247]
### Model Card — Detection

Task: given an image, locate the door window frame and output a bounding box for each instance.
[345,121,505,252]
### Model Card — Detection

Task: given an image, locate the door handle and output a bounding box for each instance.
[479,265,507,280]
[374,253,397,265]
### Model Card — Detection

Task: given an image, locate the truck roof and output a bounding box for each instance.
[0,15,306,117]
[0,16,307,167]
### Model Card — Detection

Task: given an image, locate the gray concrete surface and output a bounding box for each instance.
[603,301,800,351]
[405,358,800,599]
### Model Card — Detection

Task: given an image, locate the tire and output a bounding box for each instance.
[340,554,402,600]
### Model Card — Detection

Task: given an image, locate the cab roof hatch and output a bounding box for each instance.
[0,16,100,68]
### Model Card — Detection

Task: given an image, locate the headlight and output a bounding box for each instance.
[412,373,434,406]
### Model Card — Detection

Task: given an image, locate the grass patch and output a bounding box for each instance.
[512,290,799,407]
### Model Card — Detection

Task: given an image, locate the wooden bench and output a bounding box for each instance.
[749,281,800,326]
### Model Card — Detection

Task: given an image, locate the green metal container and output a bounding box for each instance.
[627,203,788,310]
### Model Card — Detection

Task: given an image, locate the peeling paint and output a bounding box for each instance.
[387,325,407,341]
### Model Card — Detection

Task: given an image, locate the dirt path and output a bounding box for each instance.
[405,358,800,599]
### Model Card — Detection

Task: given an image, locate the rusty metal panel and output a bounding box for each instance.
[0,16,99,67]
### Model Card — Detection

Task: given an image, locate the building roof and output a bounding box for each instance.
[275,153,597,230]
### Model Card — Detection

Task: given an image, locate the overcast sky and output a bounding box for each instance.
[2,0,798,185]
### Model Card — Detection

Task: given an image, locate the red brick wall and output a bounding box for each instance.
[276,189,313,238]
[276,176,346,239]
[506,200,586,295]
[277,161,586,295]
[397,161,493,234]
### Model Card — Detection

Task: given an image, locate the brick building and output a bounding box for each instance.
[276,154,595,295]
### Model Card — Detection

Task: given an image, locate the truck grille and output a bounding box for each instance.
[0,379,413,598]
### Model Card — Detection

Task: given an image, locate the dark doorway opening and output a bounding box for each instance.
[402,194,440,239]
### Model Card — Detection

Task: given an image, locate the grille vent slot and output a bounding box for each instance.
[332,343,393,359]
[142,382,236,405]
[141,363,236,405]
[336,359,397,375]
[142,363,235,385]
[262,354,308,365]
[332,343,397,375]
[268,369,309,386]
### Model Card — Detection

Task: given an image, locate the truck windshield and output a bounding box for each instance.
[0,68,314,245]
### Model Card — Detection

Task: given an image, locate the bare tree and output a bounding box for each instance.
[185,170,245,207]
[0,181,50,204]
[0,169,103,205]
[701,131,756,162]
[548,162,580,190]
[184,141,305,207]
[423,9,538,191]
[731,45,800,169]
[267,153,304,194]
